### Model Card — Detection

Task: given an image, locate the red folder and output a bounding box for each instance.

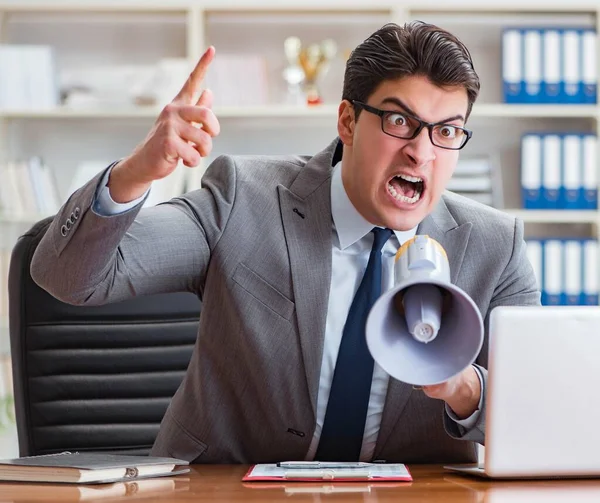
[242,463,413,482]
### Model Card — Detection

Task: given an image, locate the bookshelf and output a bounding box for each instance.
[0,0,599,337]
[1,103,598,119]
[506,210,600,224]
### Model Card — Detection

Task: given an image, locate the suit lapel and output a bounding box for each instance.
[278,139,339,417]
[374,194,473,457]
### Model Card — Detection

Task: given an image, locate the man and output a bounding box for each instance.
[31,21,540,464]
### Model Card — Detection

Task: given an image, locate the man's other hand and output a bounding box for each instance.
[422,365,481,419]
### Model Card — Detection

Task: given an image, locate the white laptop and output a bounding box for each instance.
[445,305,600,479]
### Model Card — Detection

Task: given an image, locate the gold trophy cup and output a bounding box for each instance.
[283,37,337,106]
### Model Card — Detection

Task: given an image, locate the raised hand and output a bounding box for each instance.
[108,46,220,203]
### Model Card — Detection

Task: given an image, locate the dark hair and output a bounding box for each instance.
[342,21,480,119]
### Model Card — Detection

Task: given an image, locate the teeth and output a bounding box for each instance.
[388,183,422,204]
[397,174,422,183]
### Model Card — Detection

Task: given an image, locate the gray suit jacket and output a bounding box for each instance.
[31,138,540,464]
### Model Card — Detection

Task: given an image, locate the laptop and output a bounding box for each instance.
[445,305,600,479]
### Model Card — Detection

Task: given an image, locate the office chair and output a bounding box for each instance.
[8,217,201,456]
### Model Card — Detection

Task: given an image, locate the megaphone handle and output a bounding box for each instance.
[412,385,423,391]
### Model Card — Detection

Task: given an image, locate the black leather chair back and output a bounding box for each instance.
[8,218,201,456]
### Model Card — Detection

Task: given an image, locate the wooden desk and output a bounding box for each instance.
[2,465,600,502]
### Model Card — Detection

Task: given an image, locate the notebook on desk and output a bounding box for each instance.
[0,451,190,484]
[445,306,600,479]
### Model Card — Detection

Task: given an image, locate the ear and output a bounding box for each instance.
[337,100,355,146]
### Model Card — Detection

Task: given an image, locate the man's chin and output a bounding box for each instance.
[382,212,424,232]
[382,202,429,231]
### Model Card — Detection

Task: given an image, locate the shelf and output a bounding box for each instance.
[0,108,162,119]
[410,2,599,13]
[217,105,339,118]
[2,104,598,120]
[0,1,397,13]
[503,210,599,223]
[471,104,599,118]
[0,1,598,12]
[0,1,194,12]
[0,105,339,119]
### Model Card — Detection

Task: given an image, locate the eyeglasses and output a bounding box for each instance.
[352,100,472,150]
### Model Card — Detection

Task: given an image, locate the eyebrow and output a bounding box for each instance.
[379,97,465,124]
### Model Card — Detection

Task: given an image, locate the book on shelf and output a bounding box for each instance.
[526,238,599,306]
[62,62,157,109]
[0,158,61,219]
[448,156,503,208]
[502,27,597,104]
[59,55,267,110]
[521,133,597,210]
[65,160,187,209]
[0,451,190,484]
[0,44,59,111]
[204,53,269,107]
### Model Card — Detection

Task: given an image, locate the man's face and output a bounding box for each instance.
[338,75,470,231]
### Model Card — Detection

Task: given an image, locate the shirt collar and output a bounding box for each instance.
[330,162,418,250]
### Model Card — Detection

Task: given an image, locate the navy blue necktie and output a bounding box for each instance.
[315,227,393,461]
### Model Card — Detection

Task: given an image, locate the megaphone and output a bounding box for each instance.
[366,234,483,386]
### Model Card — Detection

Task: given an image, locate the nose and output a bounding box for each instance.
[402,127,436,167]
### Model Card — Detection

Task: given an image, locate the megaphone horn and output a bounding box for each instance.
[366,235,483,386]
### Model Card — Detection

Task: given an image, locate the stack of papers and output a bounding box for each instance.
[243,462,412,482]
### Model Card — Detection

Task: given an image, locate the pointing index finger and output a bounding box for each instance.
[173,46,215,104]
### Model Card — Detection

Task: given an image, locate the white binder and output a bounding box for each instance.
[525,240,543,294]
[564,240,582,305]
[562,29,581,102]
[502,29,522,102]
[542,29,561,102]
[521,134,542,208]
[524,30,542,102]
[543,240,563,305]
[583,240,599,305]
[542,134,561,208]
[582,134,598,209]
[581,29,597,103]
[562,134,581,209]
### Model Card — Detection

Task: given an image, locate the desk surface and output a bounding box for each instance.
[2,465,600,502]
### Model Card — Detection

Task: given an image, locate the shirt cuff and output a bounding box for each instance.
[93,162,149,216]
[445,366,484,430]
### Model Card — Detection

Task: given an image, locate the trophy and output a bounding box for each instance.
[282,36,337,106]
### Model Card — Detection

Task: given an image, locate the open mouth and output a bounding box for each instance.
[387,174,424,204]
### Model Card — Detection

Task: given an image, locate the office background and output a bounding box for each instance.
[0,0,598,457]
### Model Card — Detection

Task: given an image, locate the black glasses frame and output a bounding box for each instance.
[352,100,472,150]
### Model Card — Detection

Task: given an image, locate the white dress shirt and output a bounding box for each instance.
[94,160,482,461]
[94,164,147,214]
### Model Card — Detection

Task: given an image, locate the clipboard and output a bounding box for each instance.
[242,463,413,482]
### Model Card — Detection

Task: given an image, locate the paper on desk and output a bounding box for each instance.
[243,463,412,482]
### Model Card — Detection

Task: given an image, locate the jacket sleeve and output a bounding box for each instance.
[30,155,238,306]
[444,216,541,444]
